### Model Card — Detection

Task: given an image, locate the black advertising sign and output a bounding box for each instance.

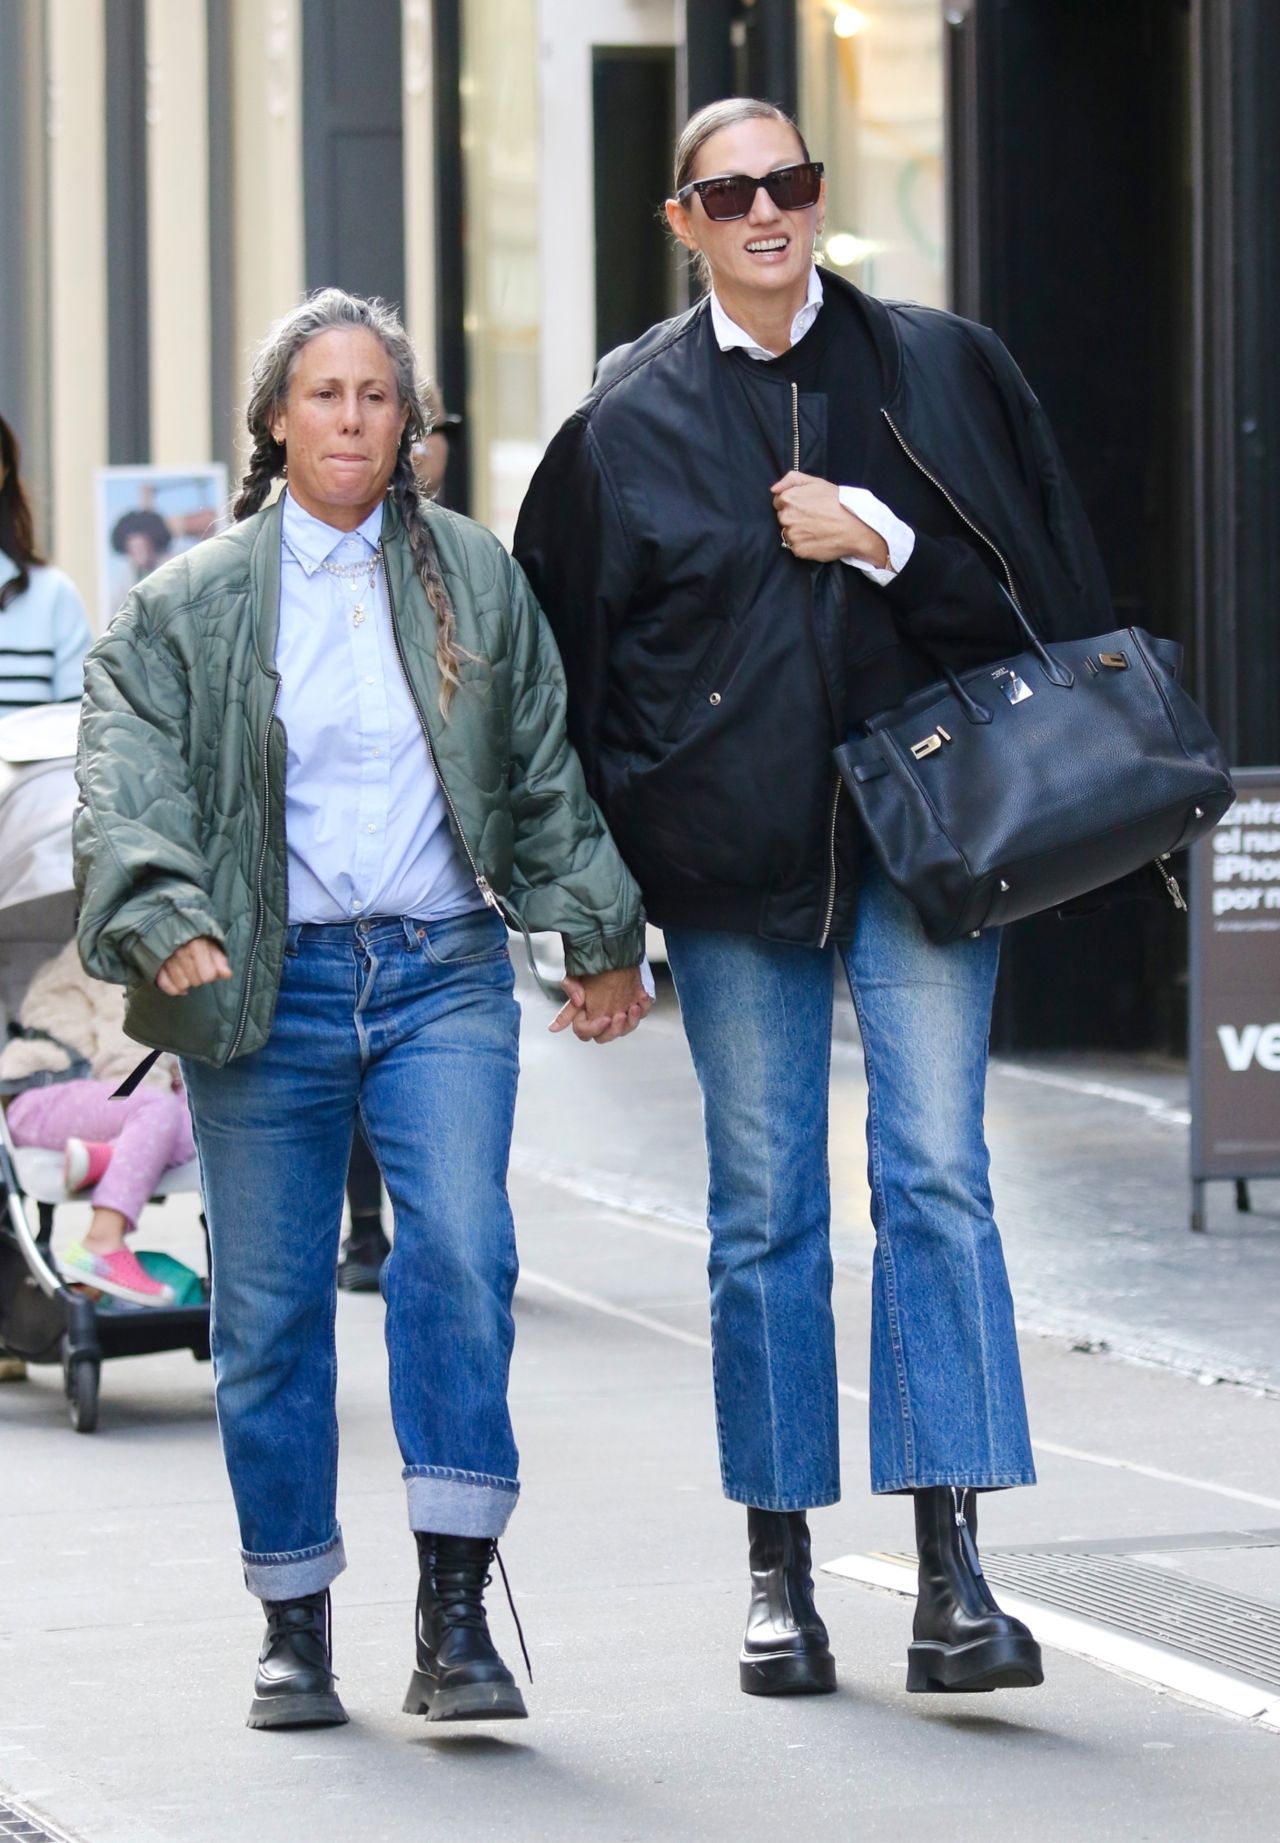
[1190,769,1280,1198]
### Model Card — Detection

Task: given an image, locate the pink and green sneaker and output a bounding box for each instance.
[58,1241,175,1308]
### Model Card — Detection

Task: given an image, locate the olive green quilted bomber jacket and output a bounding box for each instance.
[73,492,645,1067]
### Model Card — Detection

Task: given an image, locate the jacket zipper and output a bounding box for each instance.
[819,778,840,949]
[227,677,281,1060]
[793,377,841,949]
[381,544,494,909]
[881,409,1020,607]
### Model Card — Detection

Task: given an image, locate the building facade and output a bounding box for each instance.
[1,0,1275,1050]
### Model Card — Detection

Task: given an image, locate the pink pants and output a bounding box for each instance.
[6,1081,196,1232]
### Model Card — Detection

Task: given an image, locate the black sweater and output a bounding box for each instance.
[741,279,1018,726]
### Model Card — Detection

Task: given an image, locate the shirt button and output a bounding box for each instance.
[366,823,376,833]
[365,676,375,686]
[371,748,381,758]
[352,898,364,911]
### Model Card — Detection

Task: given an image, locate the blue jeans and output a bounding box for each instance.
[182,909,521,1599]
[663,861,1035,1505]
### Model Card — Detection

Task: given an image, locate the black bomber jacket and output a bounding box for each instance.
[513,273,1115,947]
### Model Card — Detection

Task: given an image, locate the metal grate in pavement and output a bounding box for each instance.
[0,1797,77,1842]
[888,1542,1280,1693]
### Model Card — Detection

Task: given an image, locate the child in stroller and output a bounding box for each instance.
[0,940,194,1306]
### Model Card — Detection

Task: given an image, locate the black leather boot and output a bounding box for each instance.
[337,1220,391,1292]
[403,1534,528,1722]
[247,1590,348,1729]
[907,1487,1043,1693]
[739,1508,837,1696]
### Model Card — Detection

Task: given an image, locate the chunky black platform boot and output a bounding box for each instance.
[907,1487,1044,1693]
[403,1534,529,1722]
[247,1590,348,1730]
[739,1508,837,1696]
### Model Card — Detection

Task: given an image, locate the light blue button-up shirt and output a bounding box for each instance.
[276,491,476,925]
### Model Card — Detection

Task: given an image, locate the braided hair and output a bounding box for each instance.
[233,287,469,713]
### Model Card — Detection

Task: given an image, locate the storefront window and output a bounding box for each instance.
[799,1,946,308]
[461,0,540,543]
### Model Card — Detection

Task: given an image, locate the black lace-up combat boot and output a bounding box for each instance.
[739,1508,837,1696]
[907,1487,1043,1693]
[247,1590,348,1730]
[403,1534,529,1722]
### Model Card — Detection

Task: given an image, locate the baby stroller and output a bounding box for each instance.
[0,703,211,1431]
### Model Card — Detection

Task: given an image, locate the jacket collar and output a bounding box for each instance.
[697,268,905,406]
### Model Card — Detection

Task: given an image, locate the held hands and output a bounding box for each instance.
[550,966,652,1046]
[771,470,889,567]
[156,937,233,997]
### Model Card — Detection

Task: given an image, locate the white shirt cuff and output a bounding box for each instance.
[837,487,916,586]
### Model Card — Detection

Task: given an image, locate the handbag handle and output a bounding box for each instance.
[1000,587,1075,689]
[928,587,1076,726]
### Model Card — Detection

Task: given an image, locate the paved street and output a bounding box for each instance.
[3,970,1280,1843]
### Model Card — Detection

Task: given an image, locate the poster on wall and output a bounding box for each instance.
[1189,767,1280,1228]
[94,465,228,628]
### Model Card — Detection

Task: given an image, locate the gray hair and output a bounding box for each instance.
[232,287,468,714]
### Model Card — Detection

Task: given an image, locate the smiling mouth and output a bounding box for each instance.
[745,237,789,254]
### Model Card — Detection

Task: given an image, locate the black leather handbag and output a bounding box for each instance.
[833,598,1235,945]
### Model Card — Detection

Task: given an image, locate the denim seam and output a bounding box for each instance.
[874,1470,1036,1494]
[241,1530,342,1565]
[402,1465,519,1490]
[721,1482,840,1511]
[848,972,917,1481]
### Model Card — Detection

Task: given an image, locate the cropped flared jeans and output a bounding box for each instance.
[663,859,1035,1508]
[182,907,521,1599]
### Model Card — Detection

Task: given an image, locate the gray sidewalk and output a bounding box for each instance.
[3,973,1280,1842]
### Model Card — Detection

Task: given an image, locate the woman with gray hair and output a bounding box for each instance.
[74,288,649,1731]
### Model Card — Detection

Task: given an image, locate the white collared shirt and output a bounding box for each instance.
[275,491,477,925]
[708,266,916,586]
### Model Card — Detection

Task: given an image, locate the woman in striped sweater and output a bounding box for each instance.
[0,414,91,712]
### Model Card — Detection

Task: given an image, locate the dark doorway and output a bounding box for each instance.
[947,0,1195,1053]
[302,0,405,311]
[593,48,678,360]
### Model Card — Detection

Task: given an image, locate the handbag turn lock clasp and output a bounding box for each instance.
[910,725,953,761]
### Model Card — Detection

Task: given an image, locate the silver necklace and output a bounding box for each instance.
[318,551,380,626]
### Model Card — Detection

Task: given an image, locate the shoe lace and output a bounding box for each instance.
[433,1541,532,1684]
[265,1589,337,1677]
[494,1545,533,1685]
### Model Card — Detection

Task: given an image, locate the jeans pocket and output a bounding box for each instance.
[415,908,510,968]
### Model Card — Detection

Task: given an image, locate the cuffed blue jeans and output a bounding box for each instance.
[664,860,1035,1507]
[182,908,522,1599]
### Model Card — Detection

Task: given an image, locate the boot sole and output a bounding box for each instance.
[739,1651,838,1697]
[337,1265,384,1293]
[906,1634,1044,1694]
[247,1690,349,1730]
[402,1668,528,1722]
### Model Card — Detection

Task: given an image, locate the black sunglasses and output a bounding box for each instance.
[676,161,824,223]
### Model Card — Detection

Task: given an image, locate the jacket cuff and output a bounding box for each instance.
[562,922,647,979]
[123,905,226,983]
